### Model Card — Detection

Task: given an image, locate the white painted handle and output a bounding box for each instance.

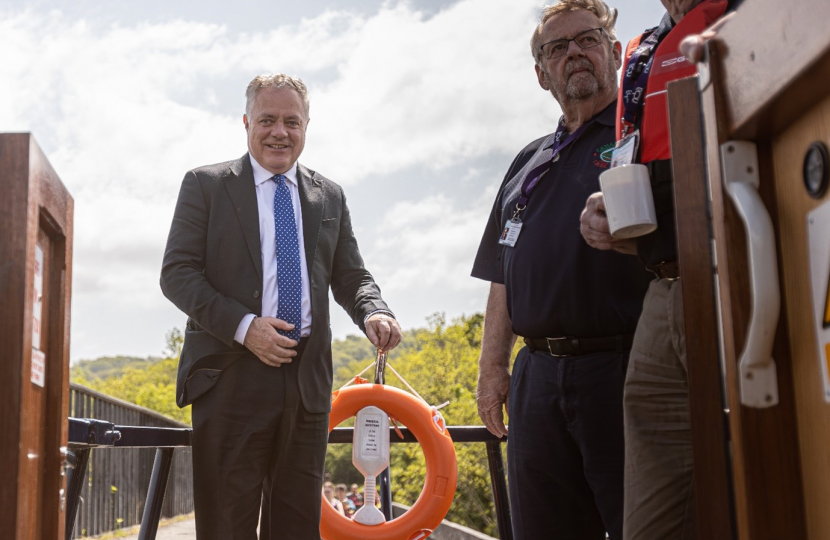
[721,141,780,408]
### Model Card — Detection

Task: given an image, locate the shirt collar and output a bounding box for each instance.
[545,99,617,149]
[661,11,677,32]
[249,153,298,187]
[595,99,618,127]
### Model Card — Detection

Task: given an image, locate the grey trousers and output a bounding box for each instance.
[623,279,696,540]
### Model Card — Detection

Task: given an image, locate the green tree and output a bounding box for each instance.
[73,328,190,424]
[71,355,153,382]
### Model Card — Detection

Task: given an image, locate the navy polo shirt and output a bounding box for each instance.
[471,101,652,339]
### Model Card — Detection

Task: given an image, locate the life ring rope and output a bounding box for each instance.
[337,358,432,408]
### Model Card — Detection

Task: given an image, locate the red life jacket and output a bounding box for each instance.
[616,0,729,163]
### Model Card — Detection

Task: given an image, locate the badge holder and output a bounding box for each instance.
[611,129,641,168]
[498,204,525,247]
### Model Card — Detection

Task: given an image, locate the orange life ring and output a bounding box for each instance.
[321,384,458,540]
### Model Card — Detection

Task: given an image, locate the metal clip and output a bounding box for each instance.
[512,203,526,221]
[374,349,387,385]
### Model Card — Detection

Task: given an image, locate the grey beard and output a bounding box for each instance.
[563,55,617,102]
[565,73,600,100]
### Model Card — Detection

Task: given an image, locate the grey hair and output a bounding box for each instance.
[531,0,619,64]
[245,73,310,119]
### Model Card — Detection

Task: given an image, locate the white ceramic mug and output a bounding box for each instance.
[599,164,658,238]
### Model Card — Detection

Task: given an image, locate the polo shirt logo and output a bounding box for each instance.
[593,143,614,169]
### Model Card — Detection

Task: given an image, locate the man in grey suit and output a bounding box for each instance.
[160,73,401,540]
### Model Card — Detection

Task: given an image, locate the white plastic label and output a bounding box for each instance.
[360,413,383,457]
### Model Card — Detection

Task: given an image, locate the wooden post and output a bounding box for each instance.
[0,133,74,540]
[667,76,735,539]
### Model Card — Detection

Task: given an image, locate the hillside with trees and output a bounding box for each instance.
[71,313,508,536]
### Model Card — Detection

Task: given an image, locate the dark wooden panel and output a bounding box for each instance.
[667,76,735,540]
[0,133,32,537]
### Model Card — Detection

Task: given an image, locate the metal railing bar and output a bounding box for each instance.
[379,468,393,521]
[137,448,175,540]
[116,427,192,448]
[70,420,507,448]
[486,441,513,540]
[329,426,507,444]
[64,448,90,540]
[68,418,191,449]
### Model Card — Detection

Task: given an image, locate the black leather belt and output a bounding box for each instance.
[523,334,635,357]
[646,260,680,280]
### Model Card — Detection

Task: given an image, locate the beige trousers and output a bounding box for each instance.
[623,279,696,540]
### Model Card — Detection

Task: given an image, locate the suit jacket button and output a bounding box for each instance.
[253,290,260,299]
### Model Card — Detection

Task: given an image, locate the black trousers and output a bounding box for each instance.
[191,341,330,540]
[507,347,628,540]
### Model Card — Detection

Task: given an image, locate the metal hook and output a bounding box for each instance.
[374,349,387,385]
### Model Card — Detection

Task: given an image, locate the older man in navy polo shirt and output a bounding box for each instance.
[471,1,651,538]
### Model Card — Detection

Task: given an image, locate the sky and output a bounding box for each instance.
[0,0,665,362]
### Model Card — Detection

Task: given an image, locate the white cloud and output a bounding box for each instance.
[372,186,496,292]
[327,180,496,337]
[305,1,558,183]
[0,0,561,361]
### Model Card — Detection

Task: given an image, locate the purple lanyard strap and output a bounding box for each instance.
[515,117,590,214]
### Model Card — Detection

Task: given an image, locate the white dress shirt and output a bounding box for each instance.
[234,155,312,343]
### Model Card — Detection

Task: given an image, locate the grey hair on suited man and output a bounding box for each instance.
[531,0,619,65]
[245,73,310,119]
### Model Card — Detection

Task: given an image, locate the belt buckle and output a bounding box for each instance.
[654,260,680,281]
[546,337,570,357]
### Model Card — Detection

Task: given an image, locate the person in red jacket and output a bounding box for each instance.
[579,0,739,537]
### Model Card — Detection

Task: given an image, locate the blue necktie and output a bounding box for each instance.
[273,174,302,341]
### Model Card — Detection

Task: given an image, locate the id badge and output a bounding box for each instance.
[611,130,640,168]
[498,219,523,247]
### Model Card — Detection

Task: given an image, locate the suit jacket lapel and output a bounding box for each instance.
[224,154,263,281]
[297,163,323,279]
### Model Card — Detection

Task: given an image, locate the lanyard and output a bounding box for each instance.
[620,16,672,136]
[514,117,589,216]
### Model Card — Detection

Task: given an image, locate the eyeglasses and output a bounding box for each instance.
[538,27,607,60]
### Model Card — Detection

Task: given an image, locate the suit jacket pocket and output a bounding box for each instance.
[182,351,245,404]
[185,368,222,404]
[322,218,337,228]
